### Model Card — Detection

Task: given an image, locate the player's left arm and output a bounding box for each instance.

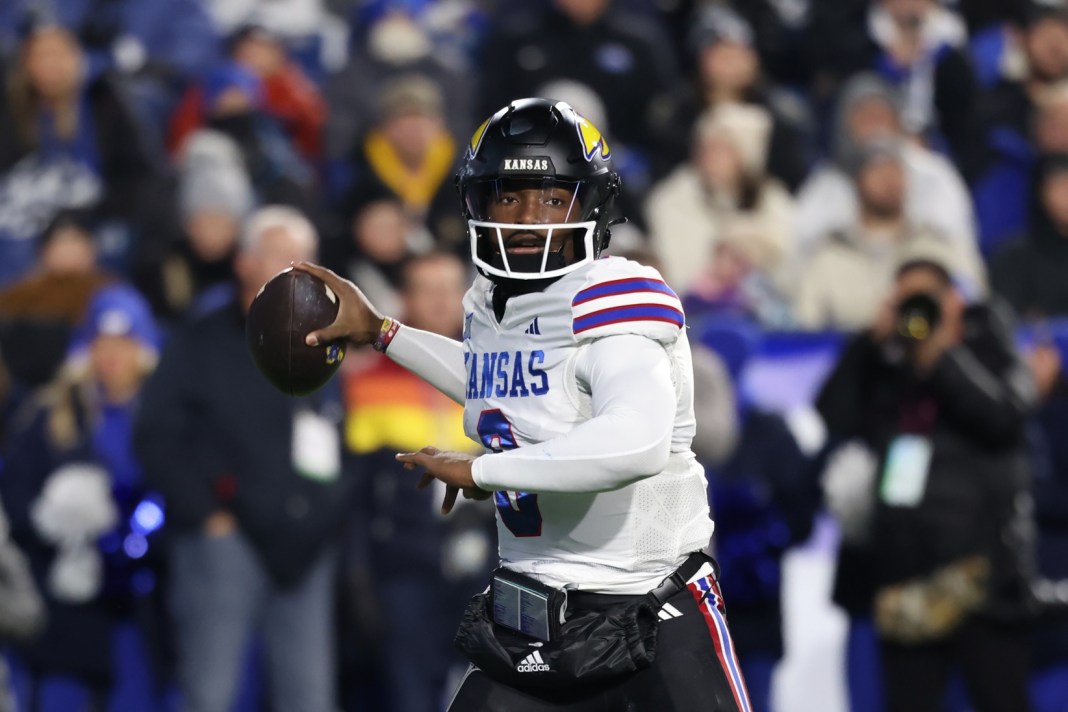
[470,333,676,493]
[385,326,467,405]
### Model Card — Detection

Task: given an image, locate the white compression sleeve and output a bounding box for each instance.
[471,334,676,493]
[385,325,467,405]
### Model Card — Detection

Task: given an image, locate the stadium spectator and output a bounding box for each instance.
[802,0,984,173]
[681,217,796,330]
[324,3,476,202]
[168,24,327,163]
[0,20,171,287]
[0,210,114,428]
[340,0,487,73]
[135,207,353,712]
[794,137,978,331]
[200,0,342,80]
[29,208,102,279]
[687,287,819,711]
[654,3,813,190]
[1029,85,1068,169]
[341,74,465,250]
[802,0,876,106]
[972,5,1068,255]
[0,284,166,712]
[478,0,677,158]
[958,0,1029,38]
[134,130,253,325]
[980,3,1068,135]
[323,192,434,321]
[0,0,218,124]
[817,255,1036,712]
[203,0,330,42]
[167,62,316,213]
[646,103,793,297]
[794,73,981,280]
[0,495,45,712]
[867,0,984,177]
[705,404,817,712]
[1023,341,1068,712]
[991,152,1068,320]
[340,251,489,712]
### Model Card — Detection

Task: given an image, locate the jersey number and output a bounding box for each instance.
[477,409,542,538]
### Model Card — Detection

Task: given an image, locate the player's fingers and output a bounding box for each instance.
[292,261,347,292]
[416,472,434,489]
[396,447,439,464]
[395,451,427,468]
[441,485,459,514]
[305,323,348,347]
[293,262,356,346]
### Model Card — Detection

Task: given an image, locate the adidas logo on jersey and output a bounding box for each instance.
[524,317,541,335]
[516,650,550,672]
[658,603,683,620]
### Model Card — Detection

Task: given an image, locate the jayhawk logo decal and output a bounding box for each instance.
[468,116,491,158]
[576,116,611,161]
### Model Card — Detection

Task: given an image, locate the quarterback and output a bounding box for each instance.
[298,99,751,711]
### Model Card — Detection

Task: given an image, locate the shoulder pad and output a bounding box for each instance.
[571,258,684,344]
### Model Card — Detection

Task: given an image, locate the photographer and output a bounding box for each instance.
[816,255,1037,712]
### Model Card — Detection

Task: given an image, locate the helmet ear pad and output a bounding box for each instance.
[591,173,623,258]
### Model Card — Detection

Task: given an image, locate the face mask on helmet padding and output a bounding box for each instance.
[465,178,606,280]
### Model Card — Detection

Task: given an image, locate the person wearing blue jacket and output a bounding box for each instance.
[0,283,167,711]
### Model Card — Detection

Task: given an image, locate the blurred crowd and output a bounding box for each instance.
[0,0,1067,711]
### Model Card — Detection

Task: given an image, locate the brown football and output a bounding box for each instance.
[246,268,346,396]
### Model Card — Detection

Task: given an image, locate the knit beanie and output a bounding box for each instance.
[67,283,160,360]
[178,130,255,222]
[694,103,773,178]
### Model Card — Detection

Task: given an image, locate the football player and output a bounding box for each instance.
[298,98,752,711]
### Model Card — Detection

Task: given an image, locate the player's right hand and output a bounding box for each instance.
[293,261,385,347]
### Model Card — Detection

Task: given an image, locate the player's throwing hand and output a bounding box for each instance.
[292,261,384,347]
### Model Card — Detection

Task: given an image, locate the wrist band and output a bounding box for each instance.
[373,317,401,353]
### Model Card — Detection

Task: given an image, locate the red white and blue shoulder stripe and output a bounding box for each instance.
[571,273,685,343]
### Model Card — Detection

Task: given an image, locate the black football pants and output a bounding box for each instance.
[446,571,753,712]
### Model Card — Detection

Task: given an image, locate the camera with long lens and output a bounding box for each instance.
[896,292,941,342]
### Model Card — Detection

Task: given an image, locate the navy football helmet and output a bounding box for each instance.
[456,98,622,283]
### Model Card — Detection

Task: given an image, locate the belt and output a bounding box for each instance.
[565,551,719,610]
[645,550,718,609]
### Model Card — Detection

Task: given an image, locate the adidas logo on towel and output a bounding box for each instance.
[524,317,541,335]
[516,649,551,673]
[657,603,683,621]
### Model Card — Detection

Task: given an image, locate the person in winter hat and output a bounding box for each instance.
[646,102,795,296]
[0,283,166,706]
[137,130,255,323]
[794,72,981,289]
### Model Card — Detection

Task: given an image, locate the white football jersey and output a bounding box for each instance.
[461,256,714,594]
